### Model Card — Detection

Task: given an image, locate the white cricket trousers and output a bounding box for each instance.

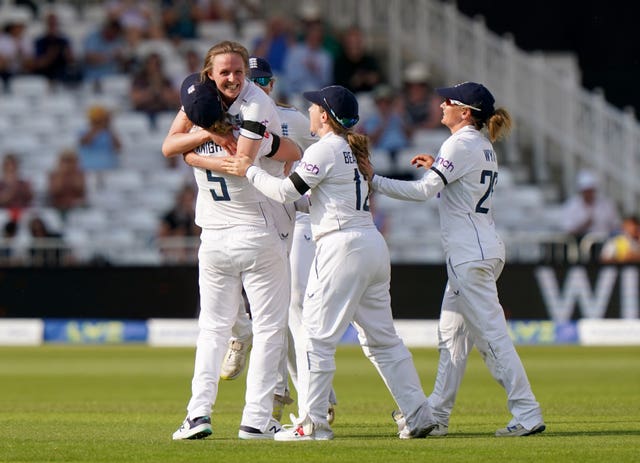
[296,227,427,425]
[429,258,543,429]
[281,218,338,405]
[187,226,290,432]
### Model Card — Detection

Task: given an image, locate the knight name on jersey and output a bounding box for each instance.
[195,141,225,156]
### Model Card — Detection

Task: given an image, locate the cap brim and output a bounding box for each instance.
[435,86,462,100]
[249,69,273,79]
[303,90,325,108]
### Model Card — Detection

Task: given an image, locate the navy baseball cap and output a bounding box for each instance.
[180,73,223,128]
[249,56,273,79]
[303,85,359,129]
[436,81,495,120]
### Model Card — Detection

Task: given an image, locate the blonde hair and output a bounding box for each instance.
[475,107,512,143]
[324,113,372,192]
[200,40,250,82]
[87,105,110,122]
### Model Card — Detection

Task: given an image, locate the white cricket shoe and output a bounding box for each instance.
[172,415,212,440]
[274,414,334,441]
[238,418,282,440]
[495,422,546,437]
[220,338,251,380]
[391,406,440,439]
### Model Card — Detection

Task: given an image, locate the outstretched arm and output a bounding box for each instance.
[221,155,302,204]
[372,169,444,201]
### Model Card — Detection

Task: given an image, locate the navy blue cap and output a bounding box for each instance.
[180,73,223,128]
[436,81,495,120]
[303,85,359,129]
[249,56,273,79]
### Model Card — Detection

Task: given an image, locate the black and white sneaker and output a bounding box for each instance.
[172,416,212,440]
[238,418,282,440]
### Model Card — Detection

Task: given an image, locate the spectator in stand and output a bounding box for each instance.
[283,20,333,103]
[158,183,199,239]
[78,105,122,173]
[252,13,294,78]
[105,0,154,36]
[27,215,69,267]
[333,25,383,94]
[130,52,181,128]
[561,169,621,245]
[160,0,203,41]
[47,149,87,219]
[600,215,640,263]
[0,18,33,90]
[361,84,411,171]
[0,153,33,212]
[295,2,341,58]
[0,219,20,265]
[31,12,82,87]
[401,61,443,134]
[157,183,199,262]
[82,18,127,88]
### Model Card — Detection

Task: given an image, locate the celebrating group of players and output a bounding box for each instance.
[161,40,545,442]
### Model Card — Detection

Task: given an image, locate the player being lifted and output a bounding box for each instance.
[362,81,546,438]
[162,41,301,441]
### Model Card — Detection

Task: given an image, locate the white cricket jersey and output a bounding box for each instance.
[276,103,318,224]
[247,132,376,240]
[277,103,317,151]
[225,79,283,177]
[372,125,505,266]
[190,125,275,230]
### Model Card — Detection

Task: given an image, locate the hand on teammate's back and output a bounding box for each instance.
[222,155,253,177]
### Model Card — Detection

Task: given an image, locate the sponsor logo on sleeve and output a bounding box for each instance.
[435,157,454,172]
[299,160,320,175]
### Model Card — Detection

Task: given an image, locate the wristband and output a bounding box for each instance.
[266,133,281,157]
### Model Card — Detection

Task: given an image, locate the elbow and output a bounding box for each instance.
[161,142,174,158]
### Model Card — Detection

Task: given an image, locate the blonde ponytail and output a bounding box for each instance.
[485,107,513,142]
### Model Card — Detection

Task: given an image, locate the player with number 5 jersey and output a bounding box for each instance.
[365,81,545,438]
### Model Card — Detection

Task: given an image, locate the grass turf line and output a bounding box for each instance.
[0,345,638,462]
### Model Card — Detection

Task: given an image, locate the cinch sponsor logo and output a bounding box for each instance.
[436,157,454,172]
[299,160,320,175]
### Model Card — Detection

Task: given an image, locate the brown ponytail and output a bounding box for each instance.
[325,115,372,192]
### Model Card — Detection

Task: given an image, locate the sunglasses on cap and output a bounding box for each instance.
[251,76,272,87]
[323,97,359,129]
[444,98,481,112]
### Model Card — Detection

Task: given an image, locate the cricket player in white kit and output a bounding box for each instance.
[222,85,438,441]
[365,81,545,437]
[162,41,300,441]
[222,57,338,422]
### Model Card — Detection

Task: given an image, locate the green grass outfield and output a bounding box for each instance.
[1,345,639,463]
